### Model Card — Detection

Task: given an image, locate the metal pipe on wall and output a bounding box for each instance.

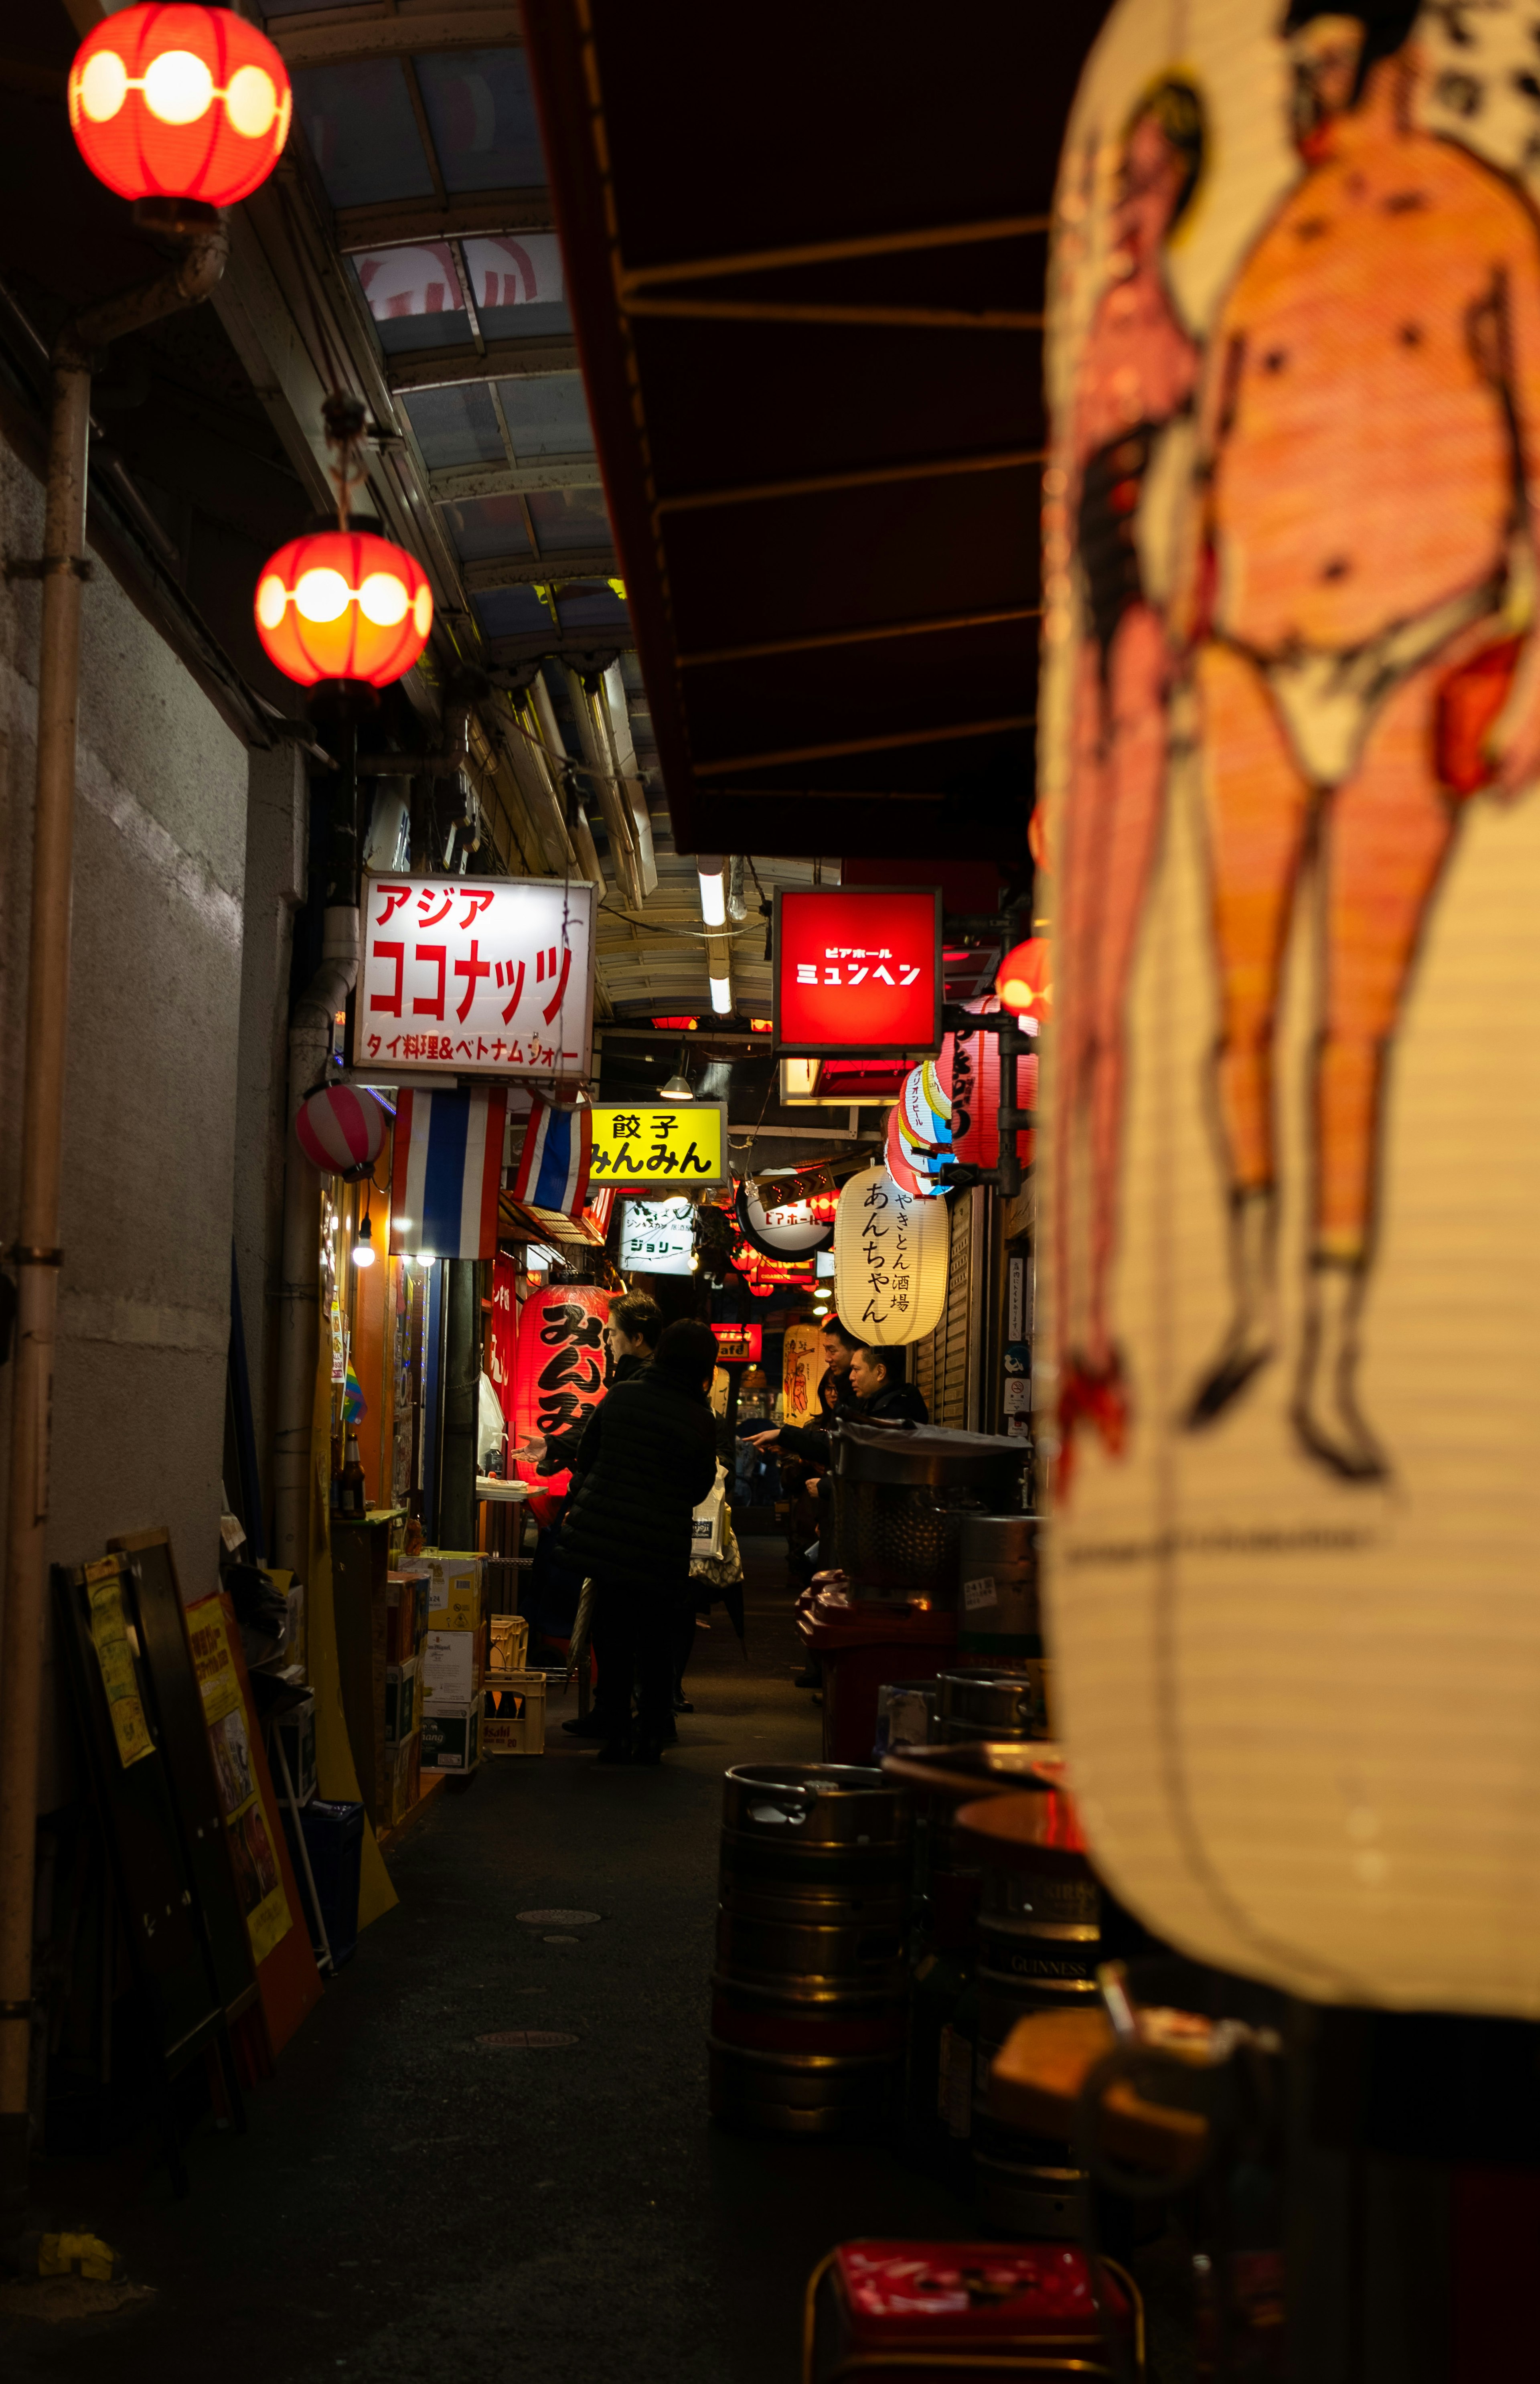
[0,219,229,2237]
[527,677,606,894]
[562,665,644,911]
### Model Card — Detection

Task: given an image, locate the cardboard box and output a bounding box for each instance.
[385,1729,421,1826]
[274,1691,316,1806]
[488,1614,529,1676]
[424,1554,484,1635]
[423,1629,480,1706]
[386,1570,430,1665]
[421,1701,479,1773]
[483,1672,545,1756]
[385,1656,420,1745]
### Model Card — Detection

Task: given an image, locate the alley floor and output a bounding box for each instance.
[2,1543,979,2384]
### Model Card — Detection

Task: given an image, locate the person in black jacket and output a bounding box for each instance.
[750,1341,930,1471]
[559,1317,719,1763]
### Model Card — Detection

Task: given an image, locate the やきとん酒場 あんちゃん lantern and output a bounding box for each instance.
[69,5,290,207]
[254,530,433,689]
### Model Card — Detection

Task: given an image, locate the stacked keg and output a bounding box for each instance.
[958,1790,1104,2236]
[710,1762,913,2134]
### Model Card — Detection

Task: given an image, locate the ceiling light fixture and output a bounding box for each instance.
[708,974,733,1017]
[697,855,727,927]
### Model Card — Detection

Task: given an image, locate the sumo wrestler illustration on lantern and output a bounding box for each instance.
[1173,0,1540,1481]
[1052,77,1207,1490]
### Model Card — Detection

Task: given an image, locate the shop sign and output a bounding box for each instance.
[357,873,594,1080]
[511,1285,609,1497]
[488,1255,518,1418]
[711,1322,762,1363]
[588,1101,727,1188]
[833,1163,949,1345]
[736,1177,834,1260]
[618,1197,695,1276]
[773,887,942,1057]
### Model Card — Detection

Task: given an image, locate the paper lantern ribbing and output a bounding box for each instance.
[254,530,433,688]
[69,5,290,206]
[885,1101,948,1198]
[296,1084,386,1179]
[1043,0,1540,2018]
[833,1164,948,1346]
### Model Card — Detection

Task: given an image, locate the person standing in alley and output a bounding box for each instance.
[752,1340,929,1471]
[558,1317,719,1763]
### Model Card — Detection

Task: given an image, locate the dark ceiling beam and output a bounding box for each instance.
[654,444,1042,517]
[487,631,634,667]
[695,713,1036,780]
[677,604,1040,671]
[463,547,618,588]
[266,6,523,71]
[618,214,1050,293]
[389,336,578,392]
[335,191,555,253]
[624,296,1043,333]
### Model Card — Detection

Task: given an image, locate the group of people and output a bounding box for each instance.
[523,1304,930,1760]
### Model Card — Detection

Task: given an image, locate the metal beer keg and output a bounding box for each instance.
[711,1763,913,2133]
[958,1511,1040,1660]
[936,1667,1051,1745]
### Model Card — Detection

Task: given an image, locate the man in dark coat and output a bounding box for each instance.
[751,1342,930,1473]
[559,1317,719,1762]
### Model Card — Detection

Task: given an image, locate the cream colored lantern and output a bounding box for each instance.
[1042,0,1540,2016]
[833,1165,948,1347]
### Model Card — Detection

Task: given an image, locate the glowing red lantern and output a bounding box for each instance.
[69,6,291,208]
[253,529,434,689]
[996,936,1053,1023]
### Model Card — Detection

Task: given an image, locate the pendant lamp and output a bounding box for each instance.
[69,5,290,208]
[254,393,433,701]
[1042,0,1540,2017]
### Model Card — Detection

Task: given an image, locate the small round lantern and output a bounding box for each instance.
[996,936,1053,1024]
[69,5,291,208]
[254,529,434,689]
[296,1084,386,1179]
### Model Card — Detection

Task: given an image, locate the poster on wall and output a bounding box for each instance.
[356,873,594,1081]
[1041,0,1540,2013]
[781,1323,826,1429]
[511,1284,610,1497]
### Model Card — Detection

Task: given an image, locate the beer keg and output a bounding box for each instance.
[711,1763,912,2134]
[936,1666,1051,1745]
[958,1511,1040,1660]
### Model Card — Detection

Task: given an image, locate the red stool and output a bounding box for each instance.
[803,2240,1143,2383]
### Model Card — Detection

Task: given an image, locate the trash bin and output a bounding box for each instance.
[798,1590,957,1766]
[292,1798,365,1969]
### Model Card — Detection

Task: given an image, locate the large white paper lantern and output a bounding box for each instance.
[1041,0,1540,2016]
[834,1164,948,1346]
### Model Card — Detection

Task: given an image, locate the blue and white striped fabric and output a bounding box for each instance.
[390,1085,507,1258]
[511,1092,592,1218]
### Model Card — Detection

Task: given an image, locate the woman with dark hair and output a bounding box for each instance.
[559,1317,719,1763]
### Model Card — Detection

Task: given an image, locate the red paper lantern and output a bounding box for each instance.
[511,1286,609,1499]
[996,937,1053,1023]
[69,6,291,207]
[253,529,434,689]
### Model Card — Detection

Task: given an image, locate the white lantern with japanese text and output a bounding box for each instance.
[833,1165,948,1346]
[1042,0,1540,2017]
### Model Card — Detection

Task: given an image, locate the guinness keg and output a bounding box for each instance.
[711,1763,912,2133]
[957,1512,1040,1661]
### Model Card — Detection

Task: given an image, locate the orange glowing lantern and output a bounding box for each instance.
[253,529,434,689]
[69,6,291,209]
[996,936,1053,1023]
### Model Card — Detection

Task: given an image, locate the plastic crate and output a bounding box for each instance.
[483,1673,546,1756]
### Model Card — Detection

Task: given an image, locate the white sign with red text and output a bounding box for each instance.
[357,874,594,1080]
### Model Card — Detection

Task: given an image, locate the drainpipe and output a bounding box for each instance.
[0,222,228,2240]
[272,905,361,1580]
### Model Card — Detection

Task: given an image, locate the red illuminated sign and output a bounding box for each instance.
[774,888,942,1057]
[711,1322,763,1362]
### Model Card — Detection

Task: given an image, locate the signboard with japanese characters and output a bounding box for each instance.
[712,1322,763,1363]
[588,1101,727,1189]
[512,1285,609,1499]
[618,1198,695,1276]
[833,1163,949,1346]
[357,873,594,1080]
[774,887,942,1057]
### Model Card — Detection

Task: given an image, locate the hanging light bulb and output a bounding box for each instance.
[351,1214,376,1269]
[659,1041,692,1100]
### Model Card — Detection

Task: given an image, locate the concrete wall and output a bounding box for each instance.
[0,435,251,1801]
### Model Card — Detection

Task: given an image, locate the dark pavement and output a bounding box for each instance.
[2,1541,977,2384]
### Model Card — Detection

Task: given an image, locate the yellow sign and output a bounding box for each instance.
[83,1558,154,1769]
[588,1100,727,1189]
[186,1593,293,1966]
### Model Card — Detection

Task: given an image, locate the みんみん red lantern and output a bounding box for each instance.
[69,6,290,208]
[996,936,1053,1023]
[254,529,434,689]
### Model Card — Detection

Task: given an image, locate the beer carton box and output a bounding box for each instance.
[421,1701,479,1774]
[423,1554,483,1635]
[385,1657,420,1746]
[482,1672,546,1756]
[422,1629,480,1707]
